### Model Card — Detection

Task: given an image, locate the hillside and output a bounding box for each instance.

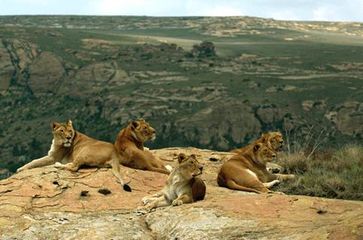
[0,147,362,239]
[0,16,362,175]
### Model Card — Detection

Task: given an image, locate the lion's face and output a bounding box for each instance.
[262,131,284,151]
[130,119,156,143]
[52,120,75,147]
[177,153,204,179]
[253,143,277,163]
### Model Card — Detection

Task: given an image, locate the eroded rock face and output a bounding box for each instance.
[0,40,15,91]
[28,51,65,94]
[256,104,285,125]
[0,148,362,239]
[177,102,261,150]
[10,39,38,71]
[59,61,129,96]
[326,101,363,137]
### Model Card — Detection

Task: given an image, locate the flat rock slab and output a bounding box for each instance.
[0,147,362,239]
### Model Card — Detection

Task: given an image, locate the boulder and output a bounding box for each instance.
[59,61,129,96]
[28,52,65,95]
[176,101,261,150]
[0,147,362,239]
[326,101,363,137]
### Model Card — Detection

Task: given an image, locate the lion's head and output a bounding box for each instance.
[261,131,284,151]
[252,143,277,163]
[129,119,156,143]
[52,120,75,147]
[177,153,203,179]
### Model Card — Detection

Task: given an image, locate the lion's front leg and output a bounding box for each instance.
[142,191,164,205]
[138,196,169,213]
[17,155,55,173]
[54,162,80,172]
[172,194,193,206]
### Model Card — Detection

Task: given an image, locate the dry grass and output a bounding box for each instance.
[275,144,363,200]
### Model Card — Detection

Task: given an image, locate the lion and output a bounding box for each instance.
[218,142,294,193]
[140,153,206,212]
[114,119,171,174]
[17,120,131,192]
[231,131,284,154]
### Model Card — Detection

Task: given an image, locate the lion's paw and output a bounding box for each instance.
[288,174,296,179]
[135,206,149,215]
[172,199,183,206]
[54,162,63,168]
[142,197,152,205]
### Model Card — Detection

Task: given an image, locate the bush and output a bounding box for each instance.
[190,41,217,58]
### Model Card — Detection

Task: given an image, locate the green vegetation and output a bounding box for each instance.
[0,16,362,200]
[276,144,363,200]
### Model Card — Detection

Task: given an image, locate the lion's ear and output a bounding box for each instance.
[131,120,139,130]
[52,122,61,130]
[67,120,73,127]
[260,133,269,143]
[253,143,262,152]
[178,153,187,163]
[190,154,197,159]
[138,118,145,122]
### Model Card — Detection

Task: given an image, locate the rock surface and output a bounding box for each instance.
[0,40,15,91]
[0,147,362,240]
[28,51,65,94]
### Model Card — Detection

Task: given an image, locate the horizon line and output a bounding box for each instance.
[0,14,361,23]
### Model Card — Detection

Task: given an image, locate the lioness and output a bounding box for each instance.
[140,153,206,212]
[231,131,284,154]
[218,143,294,193]
[17,120,131,192]
[114,119,171,174]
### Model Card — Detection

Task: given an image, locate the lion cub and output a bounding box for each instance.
[17,120,131,192]
[218,143,294,193]
[141,153,206,212]
[114,119,171,174]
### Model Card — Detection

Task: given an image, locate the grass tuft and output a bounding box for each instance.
[275,144,363,200]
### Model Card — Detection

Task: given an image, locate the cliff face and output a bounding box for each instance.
[0,148,362,239]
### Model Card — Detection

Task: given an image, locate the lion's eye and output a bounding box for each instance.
[60,129,64,133]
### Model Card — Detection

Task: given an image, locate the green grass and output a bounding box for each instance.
[275,145,363,200]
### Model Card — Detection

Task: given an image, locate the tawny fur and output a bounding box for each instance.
[140,153,206,212]
[218,143,294,193]
[231,131,284,154]
[17,120,131,191]
[114,119,170,174]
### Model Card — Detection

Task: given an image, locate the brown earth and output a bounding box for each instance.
[0,147,362,239]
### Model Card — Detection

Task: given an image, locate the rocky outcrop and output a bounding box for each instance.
[325,101,363,137]
[1,148,362,239]
[0,40,15,91]
[28,51,65,95]
[176,102,261,150]
[59,61,129,96]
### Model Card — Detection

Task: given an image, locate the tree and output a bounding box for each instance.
[190,41,216,58]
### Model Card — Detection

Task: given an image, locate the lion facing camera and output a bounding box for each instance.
[140,153,206,212]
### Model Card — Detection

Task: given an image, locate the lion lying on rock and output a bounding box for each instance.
[17,120,131,192]
[140,153,206,212]
[114,119,172,174]
[218,142,294,193]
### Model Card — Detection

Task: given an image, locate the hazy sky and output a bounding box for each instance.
[1,0,363,22]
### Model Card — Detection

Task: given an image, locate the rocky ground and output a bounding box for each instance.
[0,148,362,240]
